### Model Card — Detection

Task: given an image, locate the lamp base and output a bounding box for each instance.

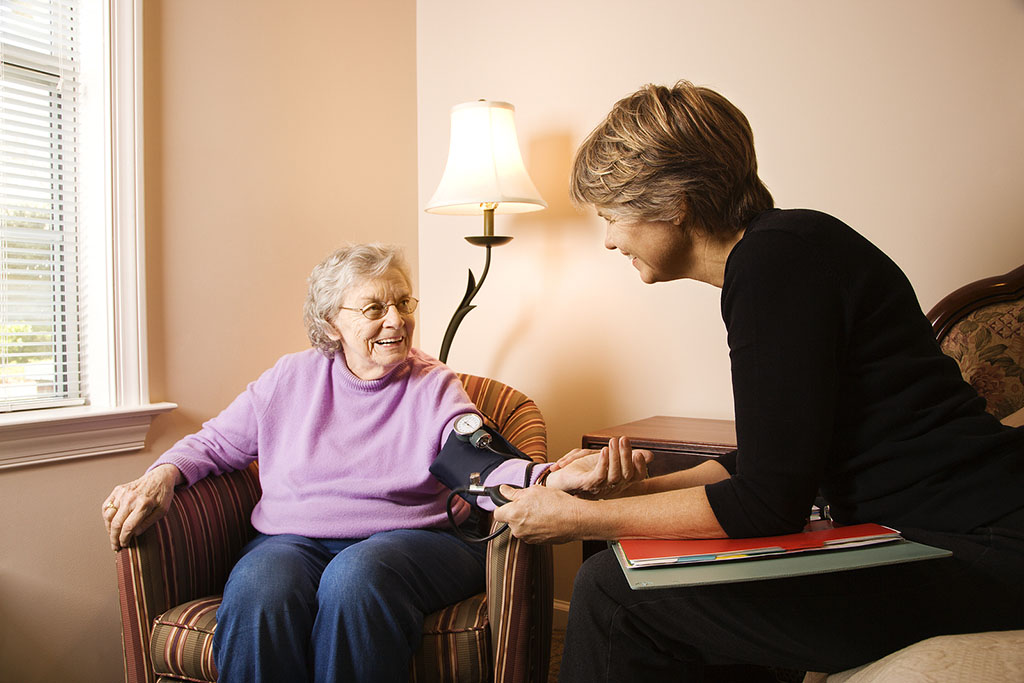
[465,235,513,247]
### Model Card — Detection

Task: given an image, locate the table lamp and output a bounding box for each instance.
[425,100,546,363]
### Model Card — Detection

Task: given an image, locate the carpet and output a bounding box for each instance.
[549,628,565,682]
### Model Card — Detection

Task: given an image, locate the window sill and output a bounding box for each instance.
[0,402,177,470]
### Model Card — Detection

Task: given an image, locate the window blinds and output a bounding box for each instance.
[1,0,82,412]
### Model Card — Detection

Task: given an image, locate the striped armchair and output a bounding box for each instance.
[115,373,552,683]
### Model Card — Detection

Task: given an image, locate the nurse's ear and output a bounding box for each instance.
[670,197,689,226]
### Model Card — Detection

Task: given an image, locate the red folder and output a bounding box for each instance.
[617,521,901,568]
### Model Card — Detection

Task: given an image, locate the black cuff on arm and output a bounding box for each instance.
[430,429,529,505]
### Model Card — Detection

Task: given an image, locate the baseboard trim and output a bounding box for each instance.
[553,599,570,630]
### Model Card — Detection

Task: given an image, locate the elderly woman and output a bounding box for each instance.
[494,82,1024,682]
[102,243,582,682]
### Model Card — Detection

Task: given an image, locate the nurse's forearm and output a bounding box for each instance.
[634,459,730,495]
[575,485,726,540]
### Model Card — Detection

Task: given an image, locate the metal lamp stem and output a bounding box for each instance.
[439,243,492,364]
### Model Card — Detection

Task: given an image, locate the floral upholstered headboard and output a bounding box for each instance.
[929,264,1024,422]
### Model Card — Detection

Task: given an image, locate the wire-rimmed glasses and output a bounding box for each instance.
[338,297,419,320]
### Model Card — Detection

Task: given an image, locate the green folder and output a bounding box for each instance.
[611,539,952,590]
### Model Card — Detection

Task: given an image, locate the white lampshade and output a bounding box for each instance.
[425,100,547,216]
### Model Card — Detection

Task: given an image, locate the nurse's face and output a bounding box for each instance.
[602,215,698,284]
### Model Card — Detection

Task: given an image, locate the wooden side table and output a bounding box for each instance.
[579,415,737,560]
[581,415,736,475]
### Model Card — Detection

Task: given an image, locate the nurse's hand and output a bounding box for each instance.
[493,485,584,544]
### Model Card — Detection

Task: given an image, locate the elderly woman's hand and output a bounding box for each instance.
[102,464,183,551]
[544,436,651,499]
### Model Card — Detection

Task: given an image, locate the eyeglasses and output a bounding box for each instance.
[339,297,419,320]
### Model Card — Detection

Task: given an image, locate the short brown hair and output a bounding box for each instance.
[570,80,773,234]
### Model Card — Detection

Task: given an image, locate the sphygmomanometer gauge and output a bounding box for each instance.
[454,413,484,440]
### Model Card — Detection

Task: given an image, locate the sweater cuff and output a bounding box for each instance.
[477,460,553,511]
[147,454,202,488]
[703,477,745,538]
[717,449,738,475]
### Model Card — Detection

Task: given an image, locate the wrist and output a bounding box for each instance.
[536,465,553,486]
[152,463,184,487]
[571,497,606,540]
[630,476,651,497]
[542,466,564,490]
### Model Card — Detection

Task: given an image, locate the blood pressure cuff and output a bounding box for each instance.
[430,425,531,503]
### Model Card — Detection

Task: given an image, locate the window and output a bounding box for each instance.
[1,0,82,412]
[0,0,174,468]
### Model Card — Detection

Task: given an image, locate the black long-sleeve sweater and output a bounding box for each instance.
[704,209,1024,538]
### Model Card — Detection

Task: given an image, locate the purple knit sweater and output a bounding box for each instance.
[151,347,541,537]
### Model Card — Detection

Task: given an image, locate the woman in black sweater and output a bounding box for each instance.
[493,80,1024,681]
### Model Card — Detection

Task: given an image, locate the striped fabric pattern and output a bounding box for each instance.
[456,373,547,464]
[411,374,552,683]
[487,518,554,683]
[413,593,491,683]
[115,374,550,683]
[150,597,219,681]
[116,462,261,683]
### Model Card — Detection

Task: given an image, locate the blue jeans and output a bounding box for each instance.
[212,526,486,682]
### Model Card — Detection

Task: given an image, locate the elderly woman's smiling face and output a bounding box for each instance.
[328,268,416,380]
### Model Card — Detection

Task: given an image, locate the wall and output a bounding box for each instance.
[416,0,1024,607]
[1,2,1021,679]
[0,1,418,681]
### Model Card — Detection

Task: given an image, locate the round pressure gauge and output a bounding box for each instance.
[454,413,484,438]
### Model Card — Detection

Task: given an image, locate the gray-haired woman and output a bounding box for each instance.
[101,243,533,682]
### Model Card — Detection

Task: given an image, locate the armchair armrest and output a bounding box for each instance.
[457,374,552,683]
[115,463,261,683]
[487,519,553,683]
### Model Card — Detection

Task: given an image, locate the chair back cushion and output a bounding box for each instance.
[456,373,547,461]
[939,301,1024,420]
[928,264,1024,421]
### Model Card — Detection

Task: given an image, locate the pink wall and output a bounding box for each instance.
[416,0,1024,609]
[0,1,418,680]
[2,1,1022,679]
